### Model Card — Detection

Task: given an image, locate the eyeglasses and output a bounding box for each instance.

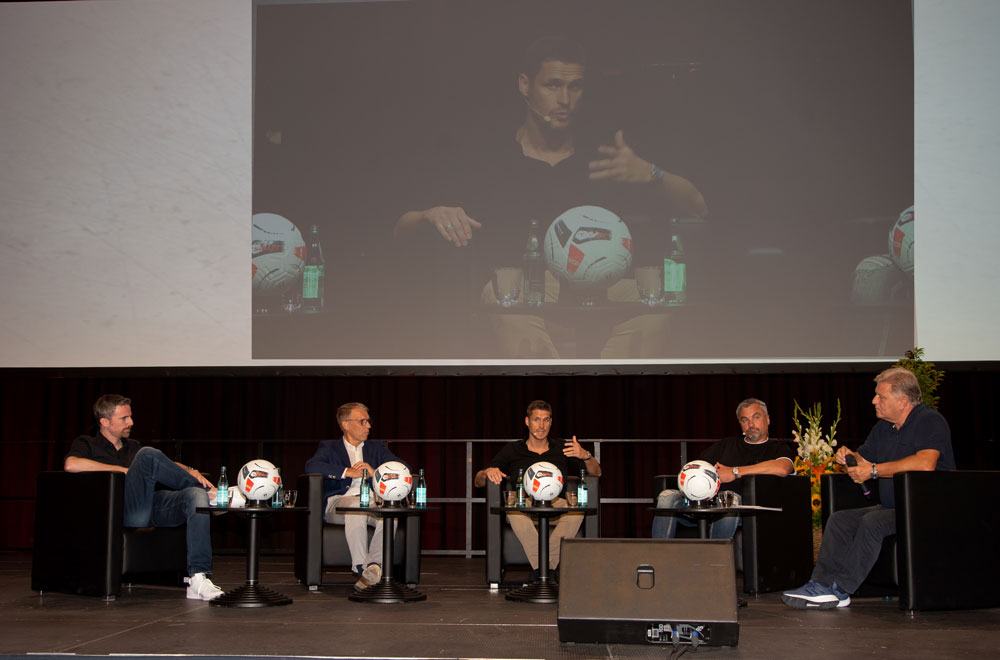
[347,418,372,427]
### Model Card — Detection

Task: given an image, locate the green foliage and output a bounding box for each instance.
[894,347,944,409]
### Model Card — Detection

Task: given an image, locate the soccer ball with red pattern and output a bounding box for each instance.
[374,461,412,502]
[544,205,632,290]
[525,461,563,502]
[887,205,914,274]
[252,212,306,293]
[238,459,280,502]
[678,460,720,502]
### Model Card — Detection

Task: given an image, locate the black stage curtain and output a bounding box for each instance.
[3,366,997,551]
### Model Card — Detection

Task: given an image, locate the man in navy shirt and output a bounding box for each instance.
[782,367,955,609]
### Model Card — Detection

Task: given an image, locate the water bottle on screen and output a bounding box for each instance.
[516,468,526,507]
[302,224,325,313]
[663,233,687,304]
[272,467,283,507]
[522,219,545,306]
[415,468,427,508]
[360,468,370,508]
[216,466,228,507]
[577,468,588,508]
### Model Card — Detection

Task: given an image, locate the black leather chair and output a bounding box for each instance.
[294,473,422,588]
[486,475,599,588]
[653,473,813,595]
[31,471,188,599]
[821,470,1000,611]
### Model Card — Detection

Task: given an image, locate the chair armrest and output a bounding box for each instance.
[294,473,326,587]
[821,473,879,527]
[583,476,600,537]
[653,474,678,497]
[485,480,503,585]
[894,470,1000,610]
[740,474,813,594]
[31,471,126,597]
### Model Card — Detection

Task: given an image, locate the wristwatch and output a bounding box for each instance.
[732,466,740,478]
[583,451,592,460]
[870,463,879,479]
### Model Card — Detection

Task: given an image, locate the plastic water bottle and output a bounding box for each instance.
[522,220,545,306]
[415,468,427,508]
[216,466,229,508]
[577,469,588,508]
[302,224,325,313]
[272,467,283,507]
[516,468,526,507]
[360,468,370,508]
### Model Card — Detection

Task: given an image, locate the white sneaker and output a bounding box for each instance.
[187,572,224,601]
[354,563,381,592]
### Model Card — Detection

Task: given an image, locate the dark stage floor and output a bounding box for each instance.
[2,552,999,660]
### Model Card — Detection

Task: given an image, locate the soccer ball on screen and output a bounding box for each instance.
[252,212,306,293]
[374,461,412,502]
[887,205,914,275]
[238,459,280,502]
[544,206,632,290]
[525,461,563,502]
[678,460,720,502]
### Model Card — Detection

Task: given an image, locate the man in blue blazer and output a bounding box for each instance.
[304,402,407,591]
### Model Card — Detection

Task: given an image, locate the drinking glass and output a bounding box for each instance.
[283,489,298,508]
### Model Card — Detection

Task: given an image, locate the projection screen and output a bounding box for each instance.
[0,0,998,369]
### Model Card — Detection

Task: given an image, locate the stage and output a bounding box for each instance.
[2,553,998,660]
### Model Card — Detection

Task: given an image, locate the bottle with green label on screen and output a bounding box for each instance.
[663,234,687,304]
[302,224,325,313]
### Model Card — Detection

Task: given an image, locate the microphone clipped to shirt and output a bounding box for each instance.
[845,454,872,497]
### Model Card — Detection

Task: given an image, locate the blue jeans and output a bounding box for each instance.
[811,504,895,594]
[123,447,213,575]
[651,489,741,540]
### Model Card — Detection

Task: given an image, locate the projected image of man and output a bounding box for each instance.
[392,36,707,358]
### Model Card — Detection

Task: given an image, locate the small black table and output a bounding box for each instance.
[650,504,782,538]
[196,505,307,607]
[336,505,437,603]
[490,504,597,604]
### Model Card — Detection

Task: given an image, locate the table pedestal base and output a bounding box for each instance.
[506,577,559,604]
[349,578,426,604]
[211,583,292,608]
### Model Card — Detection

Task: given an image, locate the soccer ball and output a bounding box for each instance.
[678,460,720,502]
[543,205,632,290]
[238,459,280,502]
[252,213,306,293]
[373,461,412,502]
[525,461,563,502]
[887,205,914,274]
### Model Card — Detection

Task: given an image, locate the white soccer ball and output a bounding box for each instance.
[252,212,306,293]
[525,461,564,502]
[237,459,280,502]
[543,206,632,290]
[373,461,412,502]
[678,460,720,502]
[887,205,914,274]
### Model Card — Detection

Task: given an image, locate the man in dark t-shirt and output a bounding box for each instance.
[64,394,223,600]
[392,36,707,358]
[474,400,601,575]
[652,397,795,539]
[782,367,955,610]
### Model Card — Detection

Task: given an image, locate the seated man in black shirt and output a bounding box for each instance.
[652,397,795,539]
[474,400,601,577]
[64,394,223,600]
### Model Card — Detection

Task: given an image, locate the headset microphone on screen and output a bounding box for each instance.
[522,96,551,123]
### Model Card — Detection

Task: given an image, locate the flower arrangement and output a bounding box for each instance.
[791,399,843,529]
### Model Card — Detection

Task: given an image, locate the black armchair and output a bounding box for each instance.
[653,473,813,595]
[486,474,599,588]
[294,473,422,588]
[821,470,1000,611]
[31,471,188,599]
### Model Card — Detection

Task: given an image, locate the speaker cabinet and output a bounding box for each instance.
[557,538,739,647]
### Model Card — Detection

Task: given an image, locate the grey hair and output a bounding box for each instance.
[735,398,768,418]
[874,367,922,404]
